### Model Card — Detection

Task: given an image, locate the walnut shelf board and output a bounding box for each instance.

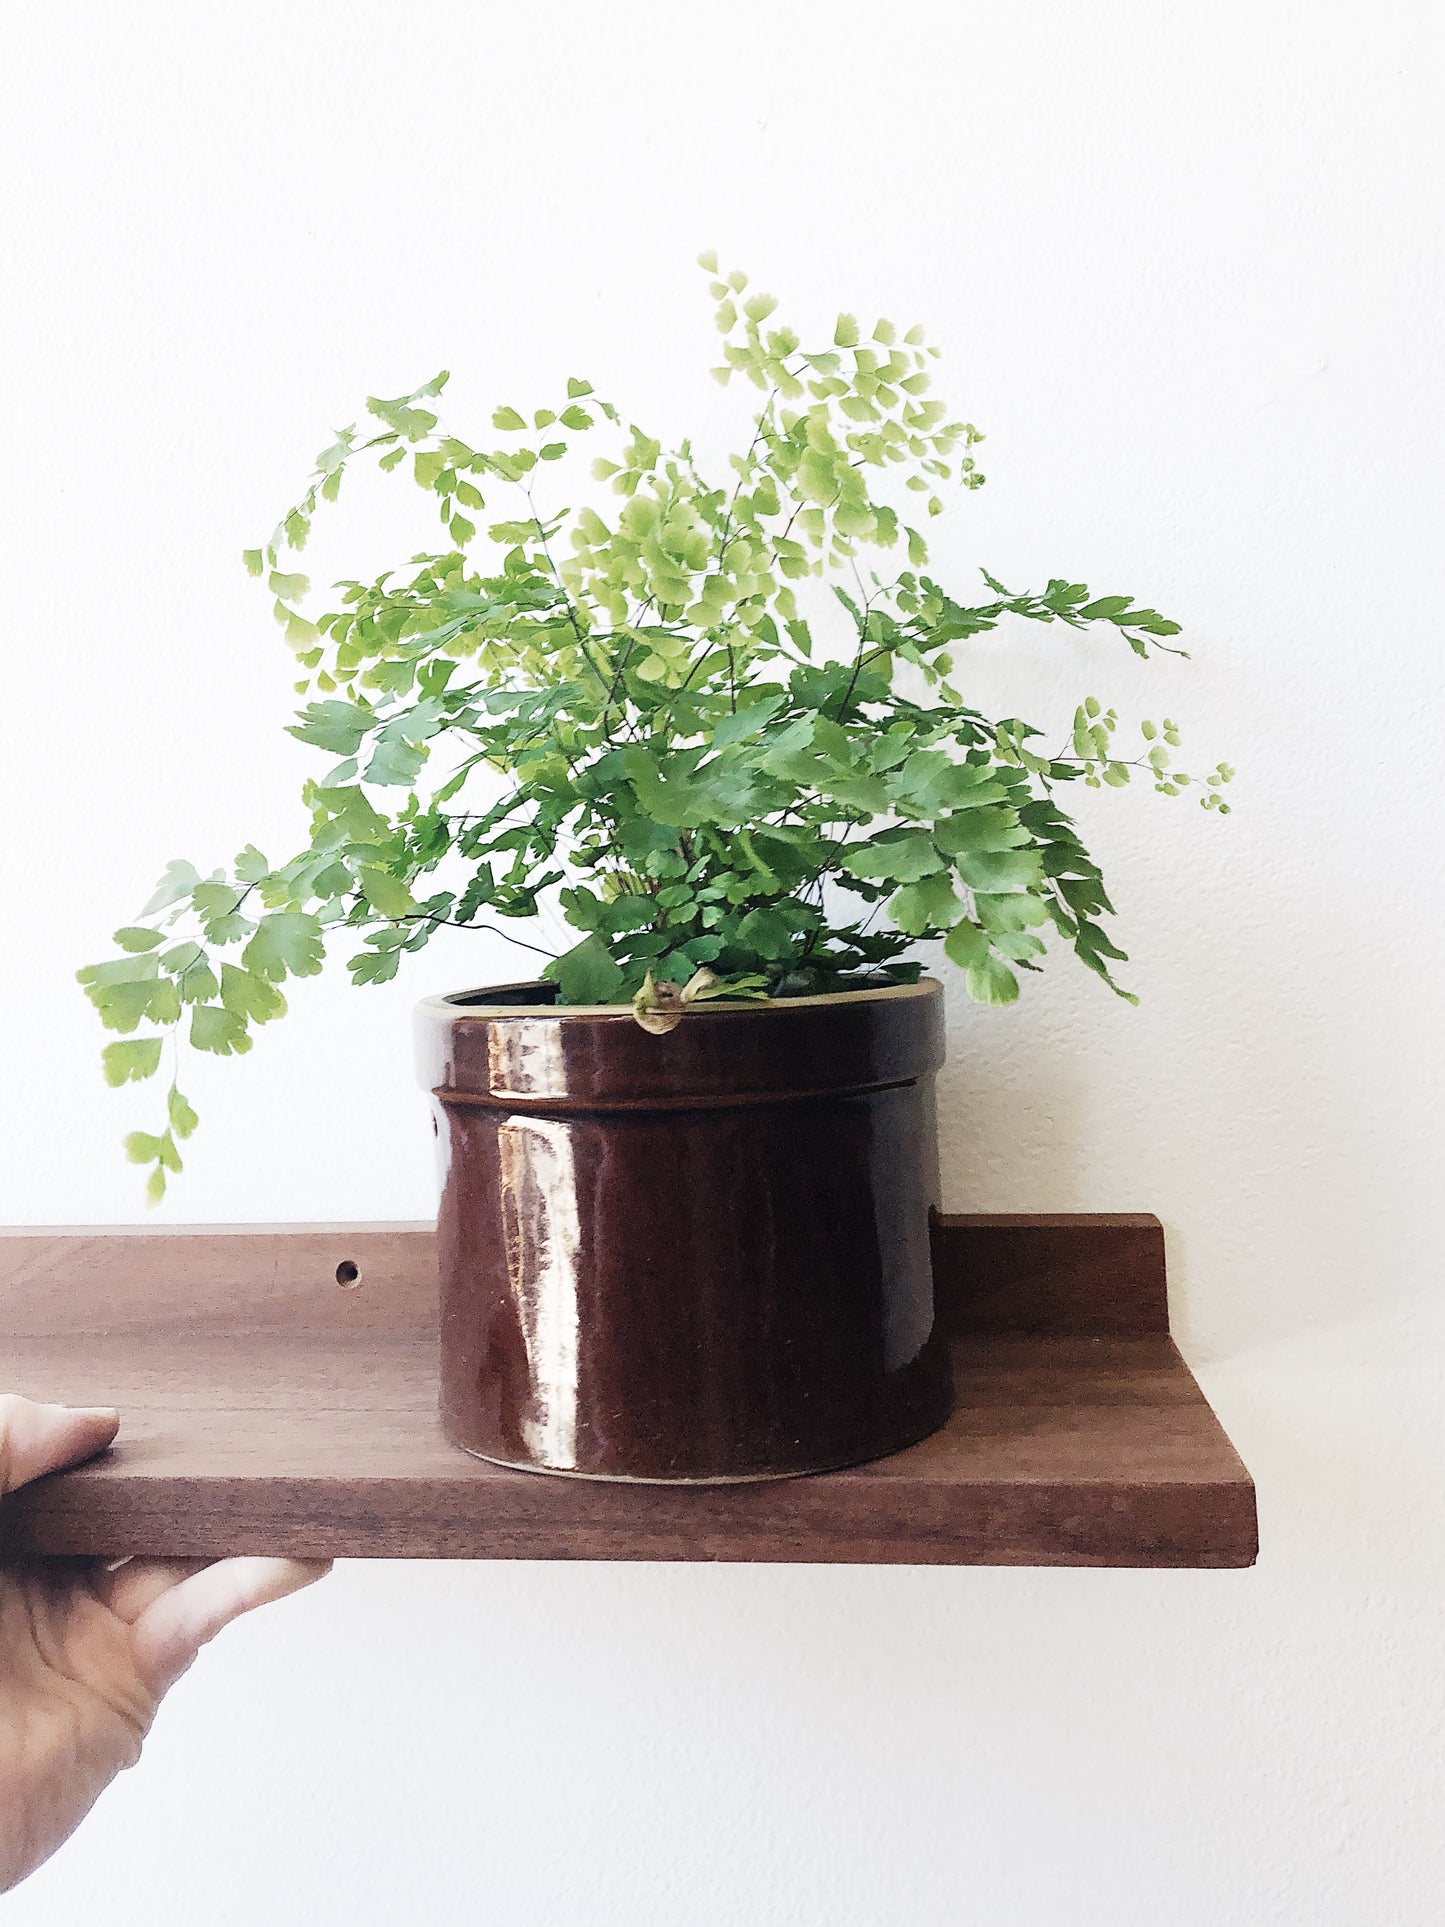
[0,1215,1257,1569]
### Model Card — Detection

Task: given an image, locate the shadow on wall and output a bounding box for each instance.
[929,944,1422,1366]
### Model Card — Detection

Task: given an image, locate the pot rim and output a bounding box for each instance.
[418,975,941,1021]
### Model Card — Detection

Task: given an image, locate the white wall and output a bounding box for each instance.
[3,3,1442,1920]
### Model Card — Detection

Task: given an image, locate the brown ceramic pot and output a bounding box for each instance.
[414,977,953,1483]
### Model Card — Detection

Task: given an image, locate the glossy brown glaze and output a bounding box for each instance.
[415,980,954,1482]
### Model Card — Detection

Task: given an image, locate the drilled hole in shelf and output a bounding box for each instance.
[335,1260,362,1289]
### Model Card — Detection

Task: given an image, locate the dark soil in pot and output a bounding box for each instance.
[415,977,953,1482]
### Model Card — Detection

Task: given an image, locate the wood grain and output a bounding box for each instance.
[0,1217,1257,1568]
[0,1214,1166,1336]
[933,1212,1170,1335]
[0,1224,436,1337]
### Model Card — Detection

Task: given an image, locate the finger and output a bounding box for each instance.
[93,1556,213,1623]
[131,1556,333,1695]
[0,1395,120,1496]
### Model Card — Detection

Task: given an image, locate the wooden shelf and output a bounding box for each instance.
[0,1215,1256,1568]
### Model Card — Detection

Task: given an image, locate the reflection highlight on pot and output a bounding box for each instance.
[497,1115,582,1469]
[487,1016,567,1101]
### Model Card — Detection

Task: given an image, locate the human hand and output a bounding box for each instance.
[1,1395,330,1891]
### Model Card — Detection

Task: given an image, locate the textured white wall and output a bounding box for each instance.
[3,3,1443,1920]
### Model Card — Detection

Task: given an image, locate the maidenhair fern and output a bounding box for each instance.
[80,256,1229,1198]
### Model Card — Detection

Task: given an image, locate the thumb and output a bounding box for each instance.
[0,1394,120,1496]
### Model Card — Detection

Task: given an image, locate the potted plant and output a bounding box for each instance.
[80,257,1230,1483]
